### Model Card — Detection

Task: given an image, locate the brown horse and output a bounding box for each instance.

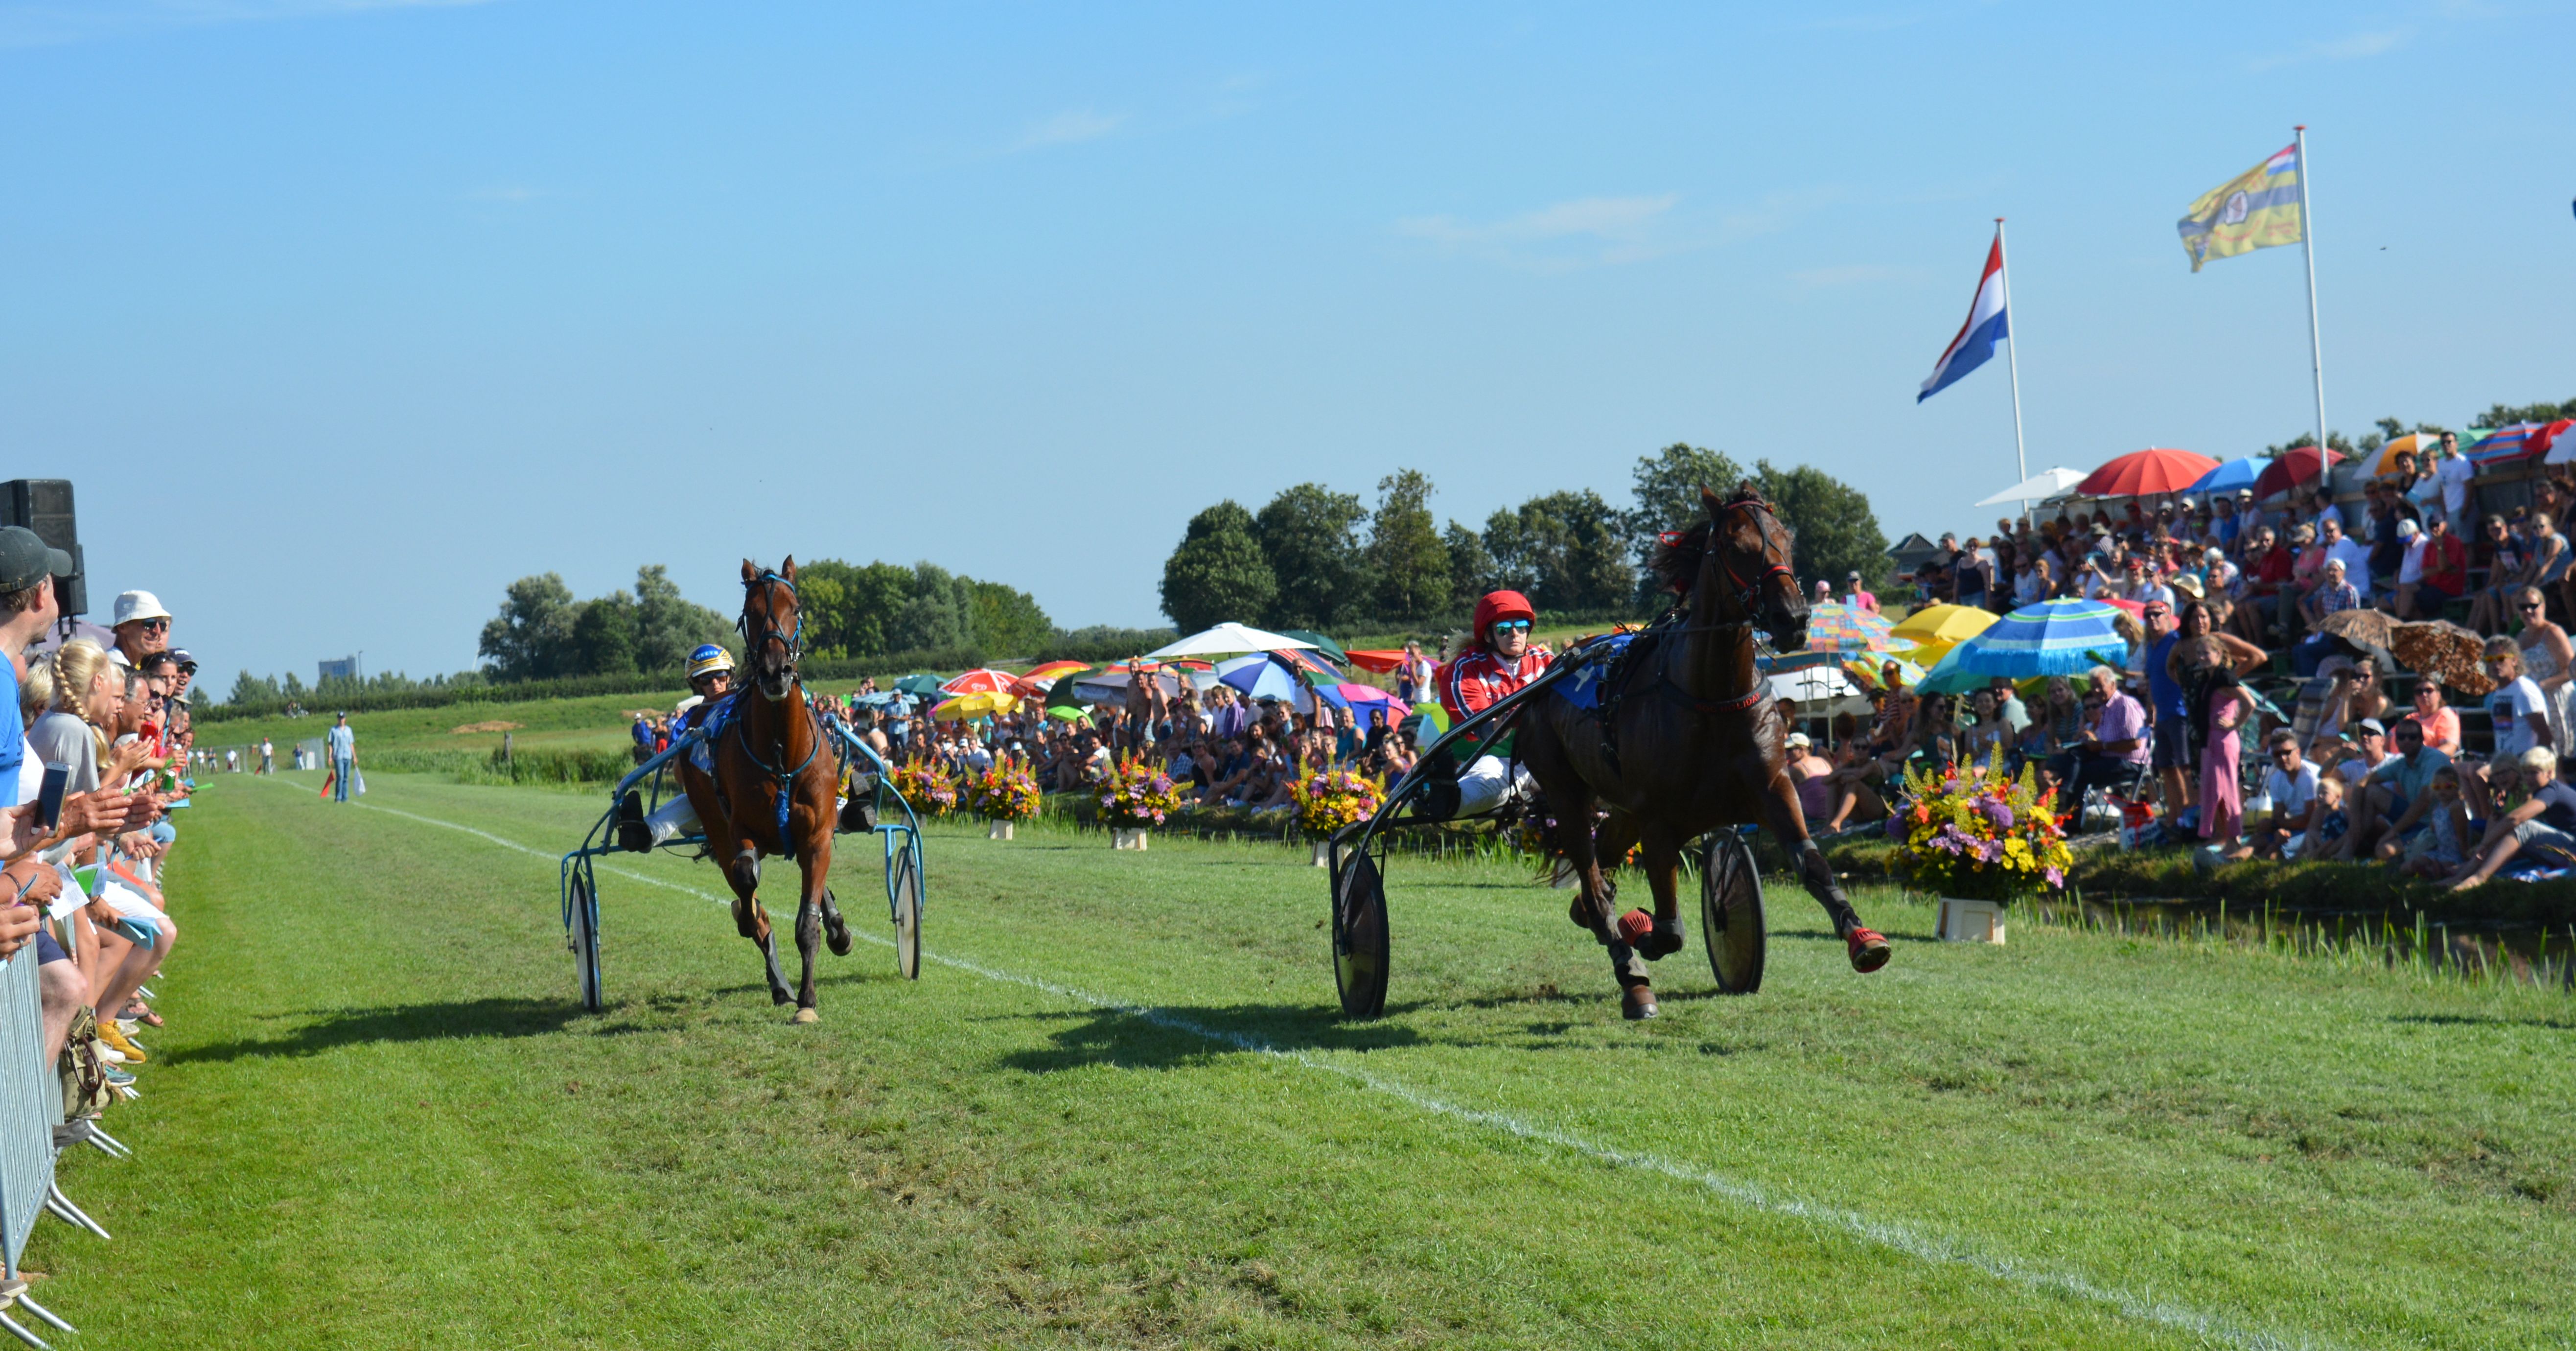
[678,558,853,1022]
[1517,485,1890,1019]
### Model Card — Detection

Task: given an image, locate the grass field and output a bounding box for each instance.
[34,769,2575,1349]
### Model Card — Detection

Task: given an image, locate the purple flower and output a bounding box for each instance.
[1980,798,2015,829]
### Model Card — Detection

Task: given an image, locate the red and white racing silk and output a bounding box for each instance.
[1437,645,1555,724]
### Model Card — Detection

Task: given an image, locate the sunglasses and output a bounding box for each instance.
[1491,620,1532,634]
[133,618,168,632]
[2521,602,2545,611]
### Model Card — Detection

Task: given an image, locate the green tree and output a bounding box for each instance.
[1159,500,1279,632]
[2476,397,2575,428]
[1366,469,1450,622]
[478,573,579,680]
[1442,520,1495,612]
[569,592,638,675]
[968,579,1054,656]
[630,565,734,672]
[1752,460,1889,591]
[1254,483,1370,629]
[1483,490,1633,613]
[226,669,282,706]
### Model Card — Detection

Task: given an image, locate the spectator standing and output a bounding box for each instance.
[0,528,71,788]
[2510,586,2576,754]
[259,736,274,774]
[1843,571,1877,614]
[106,589,172,668]
[327,712,356,803]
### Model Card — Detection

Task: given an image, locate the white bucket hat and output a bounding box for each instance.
[113,589,172,626]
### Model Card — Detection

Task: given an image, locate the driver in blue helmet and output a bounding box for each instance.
[619,645,737,850]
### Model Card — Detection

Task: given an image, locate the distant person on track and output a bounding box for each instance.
[259,736,274,774]
[327,712,355,802]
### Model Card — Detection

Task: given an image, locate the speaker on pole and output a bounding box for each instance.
[0,479,84,618]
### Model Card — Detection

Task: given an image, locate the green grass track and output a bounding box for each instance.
[34,770,2574,1349]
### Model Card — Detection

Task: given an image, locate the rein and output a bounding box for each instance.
[734,569,820,856]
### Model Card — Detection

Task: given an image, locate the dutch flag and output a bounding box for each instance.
[1917,230,2010,403]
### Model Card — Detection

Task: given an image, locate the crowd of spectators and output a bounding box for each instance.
[1791,438,2576,885]
[818,666,1427,814]
[1,530,197,1165]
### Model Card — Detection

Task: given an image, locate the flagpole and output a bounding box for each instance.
[2295,125,2327,454]
[1996,218,2031,516]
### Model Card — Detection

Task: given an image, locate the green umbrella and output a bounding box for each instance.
[1280,629,1349,666]
[1044,667,1106,719]
[893,673,945,698]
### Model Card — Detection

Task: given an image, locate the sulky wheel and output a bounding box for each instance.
[1700,832,1766,995]
[1331,847,1390,1019]
[890,844,923,981]
[569,872,603,1012]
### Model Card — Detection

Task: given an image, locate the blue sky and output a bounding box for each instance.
[3,0,2570,687]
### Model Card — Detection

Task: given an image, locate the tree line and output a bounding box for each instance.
[2267,396,2576,457]
[1156,444,1888,633]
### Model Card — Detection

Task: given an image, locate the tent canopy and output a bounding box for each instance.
[1144,623,1320,659]
[1973,467,2087,507]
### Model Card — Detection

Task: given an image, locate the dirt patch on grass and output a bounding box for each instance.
[451,721,524,735]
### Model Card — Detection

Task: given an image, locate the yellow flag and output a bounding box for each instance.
[2176,143,2303,272]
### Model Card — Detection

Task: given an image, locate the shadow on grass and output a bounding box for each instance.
[2391,1012,2576,1031]
[998,1001,1427,1073]
[171,996,601,1063]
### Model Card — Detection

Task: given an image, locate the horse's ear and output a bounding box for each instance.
[1699,485,1725,518]
[740,559,759,583]
[780,556,797,581]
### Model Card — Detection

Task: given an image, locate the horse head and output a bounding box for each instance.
[738,557,805,702]
[1698,484,1807,650]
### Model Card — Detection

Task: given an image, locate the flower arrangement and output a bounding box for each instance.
[1098,755,1187,830]
[967,763,1043,822]
[889,757,957,817]
[1884,751,2073,901]
[1290,769,1385,838]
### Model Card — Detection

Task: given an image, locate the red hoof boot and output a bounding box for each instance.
[1615,908,1655,947]
[1847,927,1892,973]
[1621,983,1659,1021]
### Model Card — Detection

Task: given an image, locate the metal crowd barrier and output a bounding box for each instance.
[0,948,47,1278]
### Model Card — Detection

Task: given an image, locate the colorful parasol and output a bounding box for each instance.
[1803,602,1899,653]
[1945,598,2131,678]
[2074,447,2221,498]
[930,690,1020,721]
[1889,603,1999,648]
[939,668,1022,696]
[2253,444,2341,499]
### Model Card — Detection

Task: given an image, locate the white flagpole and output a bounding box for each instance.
[2295,125,2327,453]
[1996,218,2031,516]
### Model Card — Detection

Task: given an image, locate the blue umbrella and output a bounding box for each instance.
[2185,456,2265,497]
[1216,653,1303,702]
[1948,599,2131,678]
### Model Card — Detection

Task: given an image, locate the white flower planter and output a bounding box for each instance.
[988,820,1015,841]
[1312,840,1332,867]
[1936,897,2008,945]
[1113,828,1150,851]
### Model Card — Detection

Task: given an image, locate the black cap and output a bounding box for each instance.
[0,526,72,593]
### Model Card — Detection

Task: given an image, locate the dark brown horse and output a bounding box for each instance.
[678,558,853,1022]
[1517,485,1890,1019]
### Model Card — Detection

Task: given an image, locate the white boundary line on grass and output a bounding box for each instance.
[258,778,2329,1351]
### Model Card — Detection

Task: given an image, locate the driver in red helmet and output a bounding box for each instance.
[1422,589,1553,818]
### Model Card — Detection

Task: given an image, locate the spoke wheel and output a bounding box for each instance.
[891,845,923,980]
[1700,833,1766,995]
[1332,847,1390,1019]
[569,872,603,1012]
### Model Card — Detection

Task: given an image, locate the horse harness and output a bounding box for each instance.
[1591,498,1789,772]
[731,570,826,859]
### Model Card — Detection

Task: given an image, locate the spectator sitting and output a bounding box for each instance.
[2392,766,2470,879]
[2444,746,2576,889]
[2251,729,2320,859]
[2404,680,2462,758]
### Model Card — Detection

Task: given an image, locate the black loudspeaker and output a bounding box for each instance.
[0,479,83,617]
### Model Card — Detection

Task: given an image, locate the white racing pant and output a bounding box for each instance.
[1455,754,1532,818]
[644,793,852,844]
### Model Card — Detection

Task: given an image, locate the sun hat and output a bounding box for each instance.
[112,590,172,626]
[0,527,71,593]
[1786,731,1811,749]
[2169,574,2205,599]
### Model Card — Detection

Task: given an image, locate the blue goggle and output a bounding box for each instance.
[1491,620,1532,634]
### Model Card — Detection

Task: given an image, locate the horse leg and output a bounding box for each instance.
[1760,780,1890,974]
[1633,824,1686,961]
[1525,712,1651,1018]
[789,832,831,1021]
[819,886,852,957]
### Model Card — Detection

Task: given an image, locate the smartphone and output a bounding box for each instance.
[35,763,69,832]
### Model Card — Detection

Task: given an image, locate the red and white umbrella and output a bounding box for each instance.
[939,668,1022,696]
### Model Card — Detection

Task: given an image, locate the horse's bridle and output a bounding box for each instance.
[739,570,806,686]
[1658,497,1799,633]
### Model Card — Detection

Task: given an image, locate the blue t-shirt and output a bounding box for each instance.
[0,659,19,797]
[2145,632,2188,720]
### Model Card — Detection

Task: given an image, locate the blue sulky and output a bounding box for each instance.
[558,721,928,1012]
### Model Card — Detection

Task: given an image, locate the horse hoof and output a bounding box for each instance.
[790,1007,820,1025]
[1847,927,1892,974]
[826,932,853,957]
[1621,985,1659,1021]
[1633,913,1686,961]
[770,988,794,1006]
